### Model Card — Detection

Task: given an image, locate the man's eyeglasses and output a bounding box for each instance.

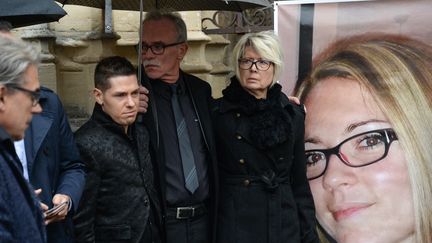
[6,85,41,107]
[141,41,185,55]
[238,58,273,71]
[305,128,398,180]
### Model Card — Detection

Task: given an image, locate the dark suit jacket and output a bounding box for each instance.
[0,127,46,243]
[24,87,85,243]
[141,71,219,243]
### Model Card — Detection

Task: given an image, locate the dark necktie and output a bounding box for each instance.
[170,84,199,194]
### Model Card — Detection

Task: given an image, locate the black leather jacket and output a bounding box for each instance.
[74,104,161,243]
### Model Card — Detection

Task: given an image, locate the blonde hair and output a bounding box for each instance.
[297,33,432,243]
[232,30,283,86]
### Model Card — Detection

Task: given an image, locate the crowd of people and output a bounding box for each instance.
[1,9,432,243]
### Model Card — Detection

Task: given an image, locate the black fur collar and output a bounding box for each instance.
[221,77,292,149]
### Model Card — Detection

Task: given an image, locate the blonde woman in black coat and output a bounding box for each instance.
[213,31,318,243]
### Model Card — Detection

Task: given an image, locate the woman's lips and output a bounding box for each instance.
[124,111,137,117]
[332,204,372,221]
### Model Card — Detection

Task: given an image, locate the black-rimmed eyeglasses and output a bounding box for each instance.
[141,41,185,55]
[305,128,398,180]
[238,58,273,71]
[6,85,41,107]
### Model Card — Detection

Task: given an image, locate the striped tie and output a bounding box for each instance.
[170,84,199,194]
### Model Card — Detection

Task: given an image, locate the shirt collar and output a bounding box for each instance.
[151,73,186,98]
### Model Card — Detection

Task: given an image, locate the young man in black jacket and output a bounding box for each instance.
[74,56,162,243]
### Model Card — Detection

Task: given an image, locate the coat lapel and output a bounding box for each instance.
[25,113,53,175]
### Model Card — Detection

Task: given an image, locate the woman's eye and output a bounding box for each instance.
[305,152,325,166]
[358,134,384,149]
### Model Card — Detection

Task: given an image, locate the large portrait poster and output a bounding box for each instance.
[274,0,432,95]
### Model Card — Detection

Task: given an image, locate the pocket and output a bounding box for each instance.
[95,224,132,241]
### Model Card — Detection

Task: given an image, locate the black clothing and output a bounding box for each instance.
[165,208,209,243]
[151,77,208,205]
[74,104,161,243]
[213,77,318,243]
[141,71,218,243]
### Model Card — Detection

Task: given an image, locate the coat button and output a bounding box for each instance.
[243,179,250,186]
[236,113,241,118]
[236,135,242,140]
[239,159,245,164]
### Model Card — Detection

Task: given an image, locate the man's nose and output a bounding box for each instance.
[126,95,136,107]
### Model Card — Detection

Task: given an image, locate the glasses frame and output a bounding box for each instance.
[141,41,185,55]
[305,128,398,180]
[238,58,273,71]
[6,84,41,107]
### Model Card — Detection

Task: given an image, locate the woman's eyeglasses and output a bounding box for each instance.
[305,128,398,180]
[238,58,273,71]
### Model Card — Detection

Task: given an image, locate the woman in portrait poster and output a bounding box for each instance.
[298,33,432,243]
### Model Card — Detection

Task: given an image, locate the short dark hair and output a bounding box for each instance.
[94,56,136,91]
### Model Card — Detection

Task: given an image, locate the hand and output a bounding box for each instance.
[287,96,307,113]
[44,194,71,225]
[287,96,300,105]
[139,86,149,113]
[34,189,49,212]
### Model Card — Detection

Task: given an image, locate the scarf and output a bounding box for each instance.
[222,77,293,149]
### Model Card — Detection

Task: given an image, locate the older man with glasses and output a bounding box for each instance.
[138,10,219,243]
[0,35,46,242]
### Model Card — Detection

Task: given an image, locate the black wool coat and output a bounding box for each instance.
[74,104,161,243]
[213,78,318,243]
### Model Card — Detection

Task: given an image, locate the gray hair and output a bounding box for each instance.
[232,30,283,87]
[0,36,40,86]
[143,10,187,42]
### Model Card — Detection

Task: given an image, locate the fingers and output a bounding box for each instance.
[52,194,70,216]
[45,213,66,225]
[287,96,300,105]
[52,194,70,206]
[34,188,42,196]
[287,96,307,113]
[139,85,149,95]
[40,202,49,211]
[139,86,149,113]
[44,194,71,225]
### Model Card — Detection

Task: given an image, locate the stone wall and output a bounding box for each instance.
[14,5,234,126]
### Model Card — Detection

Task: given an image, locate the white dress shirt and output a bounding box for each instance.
[14,139,29,181]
